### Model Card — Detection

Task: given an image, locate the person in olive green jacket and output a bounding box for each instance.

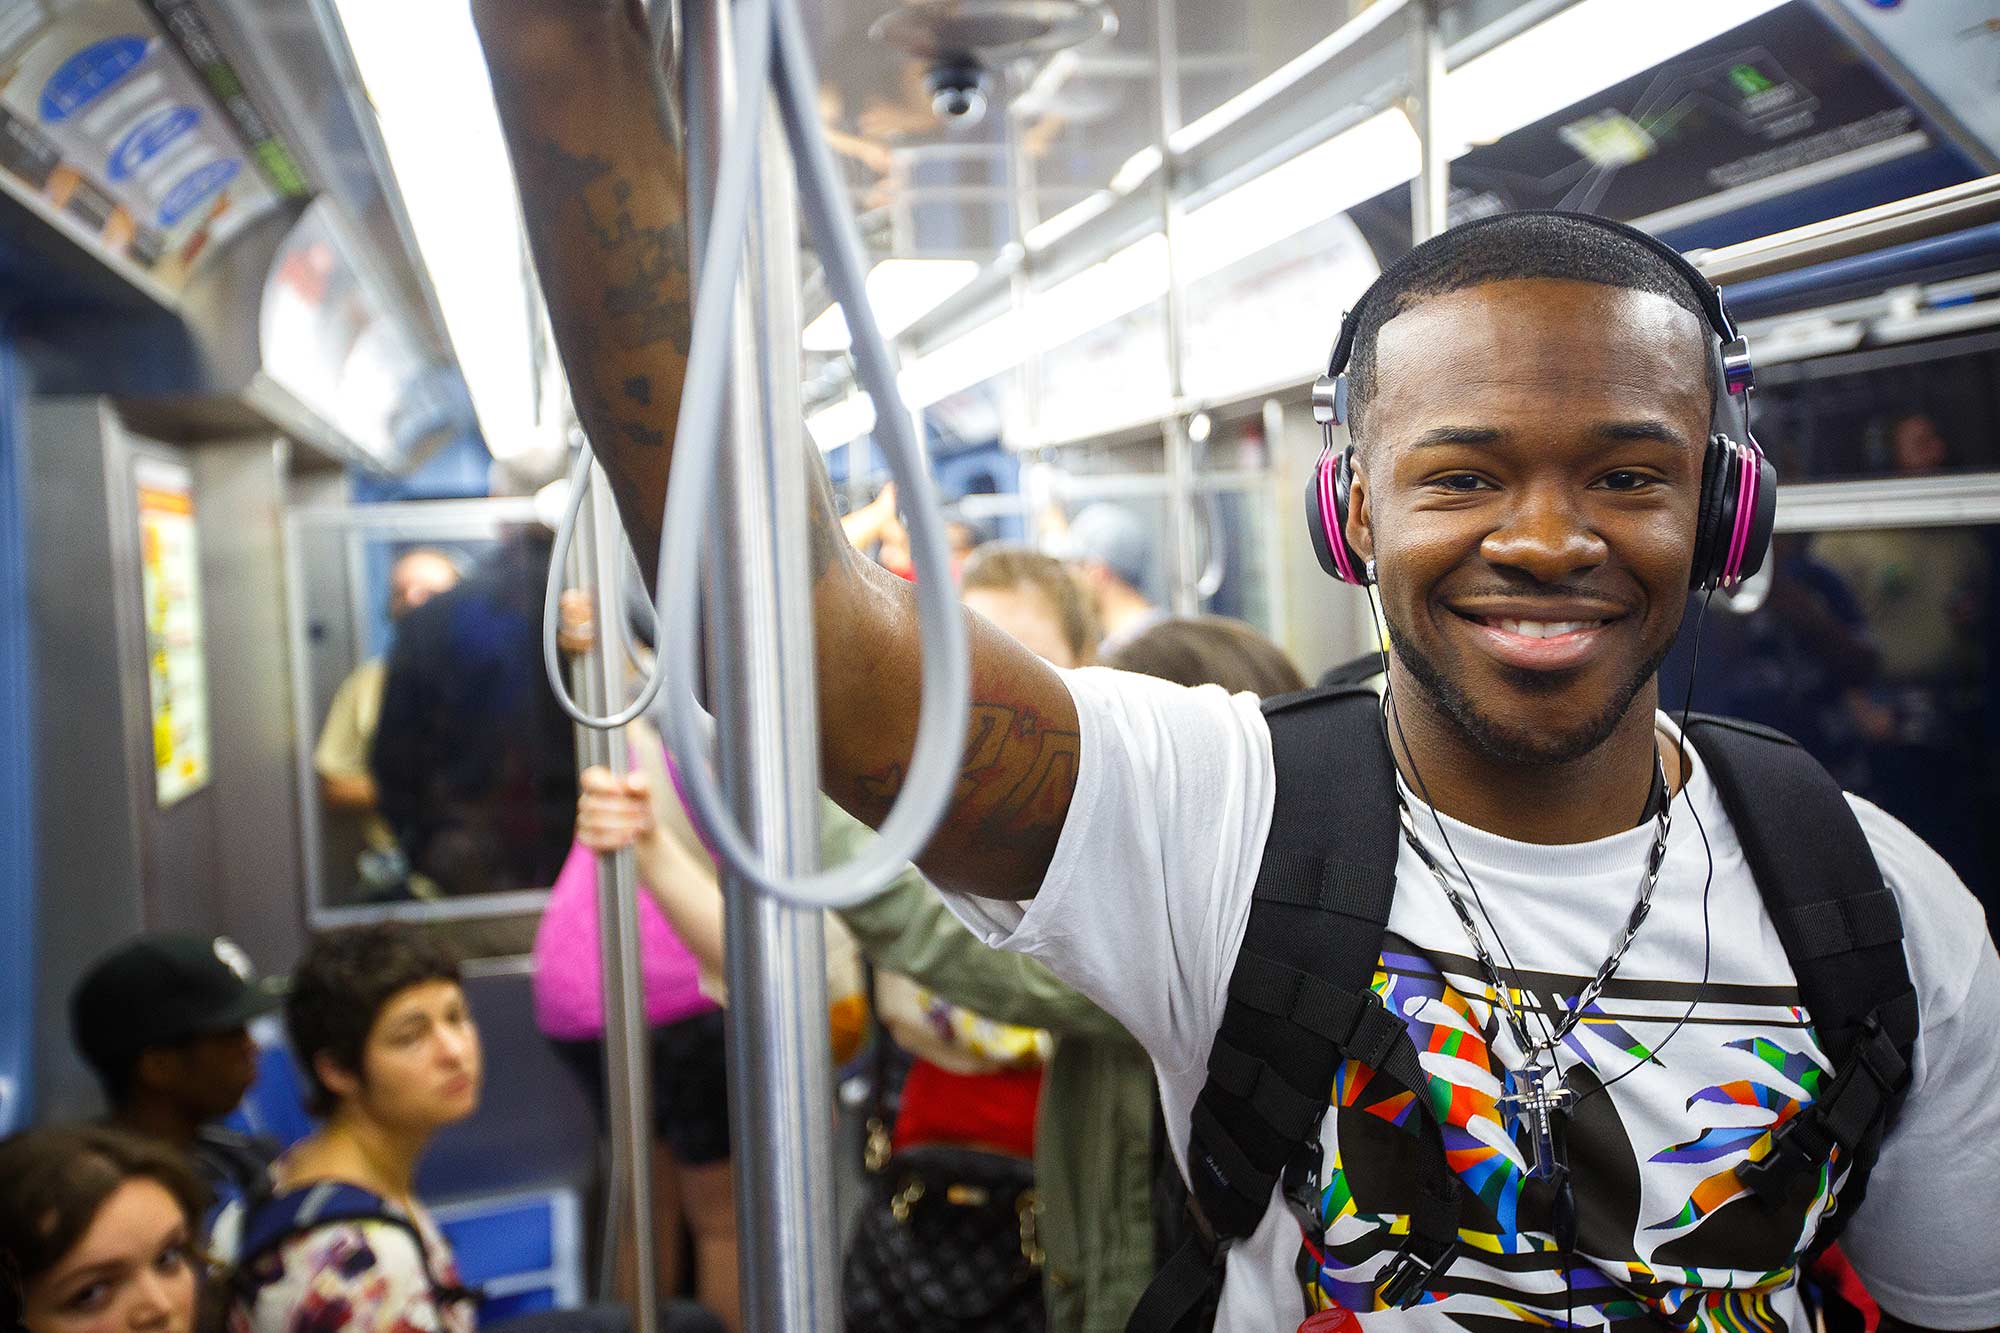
[830,616,1305,1333]
[578,613,1305,1332]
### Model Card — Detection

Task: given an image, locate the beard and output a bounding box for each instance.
[1382,602,1672,767]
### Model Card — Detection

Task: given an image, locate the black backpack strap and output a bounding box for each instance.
[1684,716,1918,1245]
[1130,685,1461,1332]
[230,1182,480,1310]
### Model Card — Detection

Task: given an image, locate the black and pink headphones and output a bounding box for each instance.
[1305,211,1776,593]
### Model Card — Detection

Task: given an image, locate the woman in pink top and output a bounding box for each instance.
[533,725,739,1333]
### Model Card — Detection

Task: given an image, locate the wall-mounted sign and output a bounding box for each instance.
[134,454,209,807]
[1346,4,1980,257]
[0,0,288,292]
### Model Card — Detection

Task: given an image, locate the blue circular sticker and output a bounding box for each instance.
[158,158,240,227]
[39,35,149,123]
[108,105,200,182]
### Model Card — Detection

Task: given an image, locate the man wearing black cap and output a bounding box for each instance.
[71,933,287,1212]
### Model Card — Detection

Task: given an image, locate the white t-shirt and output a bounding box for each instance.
[944,668,2000,1331]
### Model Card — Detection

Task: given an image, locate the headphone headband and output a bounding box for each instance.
[1319,209,1750,396]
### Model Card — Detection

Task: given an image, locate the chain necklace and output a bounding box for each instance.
[1395,754,1672,1179]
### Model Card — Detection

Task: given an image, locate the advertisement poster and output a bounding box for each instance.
[1348,4,1980,260]
[0,0,291,292]
[134,455,209,807]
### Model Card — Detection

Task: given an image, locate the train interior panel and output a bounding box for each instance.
[2,0,1997,1330]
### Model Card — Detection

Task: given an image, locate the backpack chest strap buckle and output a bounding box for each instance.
[1377,1235,1462,1309]
[1735,1013,1910,1205]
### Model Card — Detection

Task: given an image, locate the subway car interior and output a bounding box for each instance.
[2,0,1999,1330]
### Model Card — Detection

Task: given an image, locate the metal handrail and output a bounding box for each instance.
[1694,175,2000,285]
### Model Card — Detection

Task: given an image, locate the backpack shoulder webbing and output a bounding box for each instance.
[1683,715,1918,1245]
[1128,684,1462,1333]
[229,1182,479,1311]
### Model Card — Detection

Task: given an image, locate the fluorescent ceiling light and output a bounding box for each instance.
[1178,111,1418,283]
[1447,0,1793,153]
[1024,192,1114,251]
[802,259,982,352]
[811,0,1795,450]
[333,0,543,462]
[1110,146,1163,195]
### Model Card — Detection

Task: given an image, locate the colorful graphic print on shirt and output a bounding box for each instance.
[229,1217,474,1333]
[1299,934,1840,1331]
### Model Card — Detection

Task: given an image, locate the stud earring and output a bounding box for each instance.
[1364,558,1377,584]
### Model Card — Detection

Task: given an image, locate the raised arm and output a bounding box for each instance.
[474,0,1079,899]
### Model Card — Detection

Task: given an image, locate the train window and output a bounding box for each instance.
[1194,482,1283,642]
[287,506,578,944]
[1749,330,2000,482]
[1660,522,1998,917]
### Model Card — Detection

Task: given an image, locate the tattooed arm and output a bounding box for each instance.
[474,0,1079,900]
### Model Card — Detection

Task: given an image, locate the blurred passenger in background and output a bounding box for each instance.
[372,530,578,899]
[315,549,461,901]
[1062,504,1163,653]
[943,511,988,581]
[0,1125,208,1333]
[227,925,481,1333]
[534,591,755,1333]
[1816,409,1992,897]
[70,934,285,1220]
[1112,617,1311,702]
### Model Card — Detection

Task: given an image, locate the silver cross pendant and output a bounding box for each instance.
[1499,1060,1574,1180]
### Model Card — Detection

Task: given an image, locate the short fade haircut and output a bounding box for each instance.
[960,543,1100,664]
[0,1125,207,1307]
[285,924,462,1117]
[1346,212,1713,445]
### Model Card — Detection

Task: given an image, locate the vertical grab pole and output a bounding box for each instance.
[683,1,841,1328]
[1409,0,1449,244]
[567,466,660,1333]
[1152,0,1199,615]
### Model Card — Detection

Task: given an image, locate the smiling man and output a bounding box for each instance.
[476,7,2000,1328]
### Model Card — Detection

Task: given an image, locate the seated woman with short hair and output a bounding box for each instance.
[227,923,482,1333]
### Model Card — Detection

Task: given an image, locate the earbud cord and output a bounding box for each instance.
[1572,586,1720,1110]
[1367,583,1721,1324]
[1368,590,1561,1056]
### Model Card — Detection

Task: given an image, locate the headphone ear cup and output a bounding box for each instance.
[1333,448,1374,586]
[1731,448,1778,583]
[1690,435,1730,590]
[1303,444,1369,584]
[1304,451,1344,580]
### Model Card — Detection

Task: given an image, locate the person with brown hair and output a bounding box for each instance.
[957,544,1099,668]
[1108,617,1306,701]
[0,1124,208,1333]
[226,925,482,1333]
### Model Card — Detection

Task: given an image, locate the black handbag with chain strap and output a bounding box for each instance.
[841,971,1046,1333]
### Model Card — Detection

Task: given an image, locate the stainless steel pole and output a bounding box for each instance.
[1153,0,1199,615]
[566,467,660,1333]
[1409,0,1448,243]
[1003,77,1044,457]
[683,2,841,1328]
